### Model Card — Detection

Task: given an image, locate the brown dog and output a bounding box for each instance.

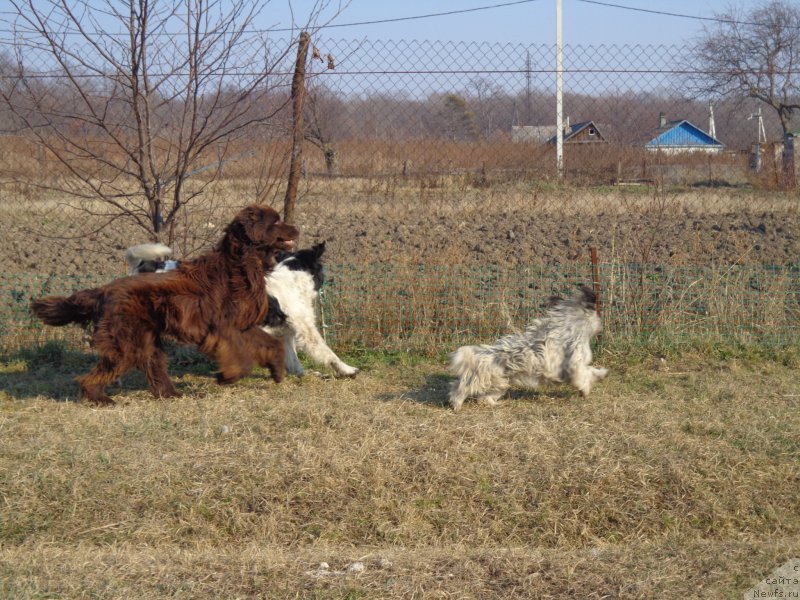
[31,205,299,405]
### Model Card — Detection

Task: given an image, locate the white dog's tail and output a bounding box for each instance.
[124,243,174,275]
[448,345,480,376]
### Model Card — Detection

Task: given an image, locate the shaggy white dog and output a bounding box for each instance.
[125,241,358,378]
[448,286,607,410]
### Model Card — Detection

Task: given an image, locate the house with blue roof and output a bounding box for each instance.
[645,113,724,154]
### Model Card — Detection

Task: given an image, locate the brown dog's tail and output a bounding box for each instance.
[31,288,103,327]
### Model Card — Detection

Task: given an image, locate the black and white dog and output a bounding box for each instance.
[447,286,607,410]
[125,241,359,378]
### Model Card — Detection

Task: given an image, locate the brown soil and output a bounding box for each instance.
[2,197,798,279]
[299,208,799,268]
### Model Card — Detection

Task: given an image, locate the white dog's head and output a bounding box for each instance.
[546,285,602,337]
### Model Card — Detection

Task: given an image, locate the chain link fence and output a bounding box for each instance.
[0,38,794,187]
[296,39,788,185]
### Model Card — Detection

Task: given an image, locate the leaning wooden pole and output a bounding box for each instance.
[590,246,602,318]
[283,31,310,225]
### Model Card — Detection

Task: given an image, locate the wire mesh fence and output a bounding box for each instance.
[319,262,800,352]
[3,261,798,356]
[0,37,794,190]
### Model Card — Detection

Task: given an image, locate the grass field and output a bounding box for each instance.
[1,345,798,598]
[1,172,798,597]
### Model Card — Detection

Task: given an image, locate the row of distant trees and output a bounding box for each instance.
[302,86,783,146]
[0,0,798,245]
[0,68,784,154]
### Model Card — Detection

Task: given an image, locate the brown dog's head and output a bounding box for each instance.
[220,205,299,257]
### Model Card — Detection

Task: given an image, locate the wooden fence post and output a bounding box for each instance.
[591,246,602,318]
[283,31,310,225]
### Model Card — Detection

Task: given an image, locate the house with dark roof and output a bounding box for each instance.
[512,118,608,145]
[546,119,608,145]
[645,113,724,154]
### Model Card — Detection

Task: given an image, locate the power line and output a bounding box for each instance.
[294,0,541,31]
[0,0,542,37]
[4,68,794,79]
[574,0,761,27]
[0,0,789,40]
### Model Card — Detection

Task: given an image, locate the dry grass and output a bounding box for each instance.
[0,133,764,189]
[8,261,797,357]
[2,136,796,222]
[286,176,798,220]
[1,348,798,598]
[4,173,793,218]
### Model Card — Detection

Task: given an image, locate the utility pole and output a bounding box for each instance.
[747,107,767,173]
[555,0,564,179]
[708,102,716,139]
[747,107,766,144]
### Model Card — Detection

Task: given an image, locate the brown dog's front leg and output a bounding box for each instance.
[200,332,255,386]
[242,327,286,383]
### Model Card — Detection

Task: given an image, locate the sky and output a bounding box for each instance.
[259,0,755,46]
[0,0,762,46]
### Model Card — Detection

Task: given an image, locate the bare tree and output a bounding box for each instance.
[690,0,800,138]
[283,29,310,226]
[468,77,503,138]
[0,0,340,246]
[305,83,345,176]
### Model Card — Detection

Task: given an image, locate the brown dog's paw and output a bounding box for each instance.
[215,372,242,385]
[82,395,116,407]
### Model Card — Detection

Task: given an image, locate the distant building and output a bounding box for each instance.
[546,120,608,145]
[512,125,557,144]
[645,113,724,154]
[513,118,608,145]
